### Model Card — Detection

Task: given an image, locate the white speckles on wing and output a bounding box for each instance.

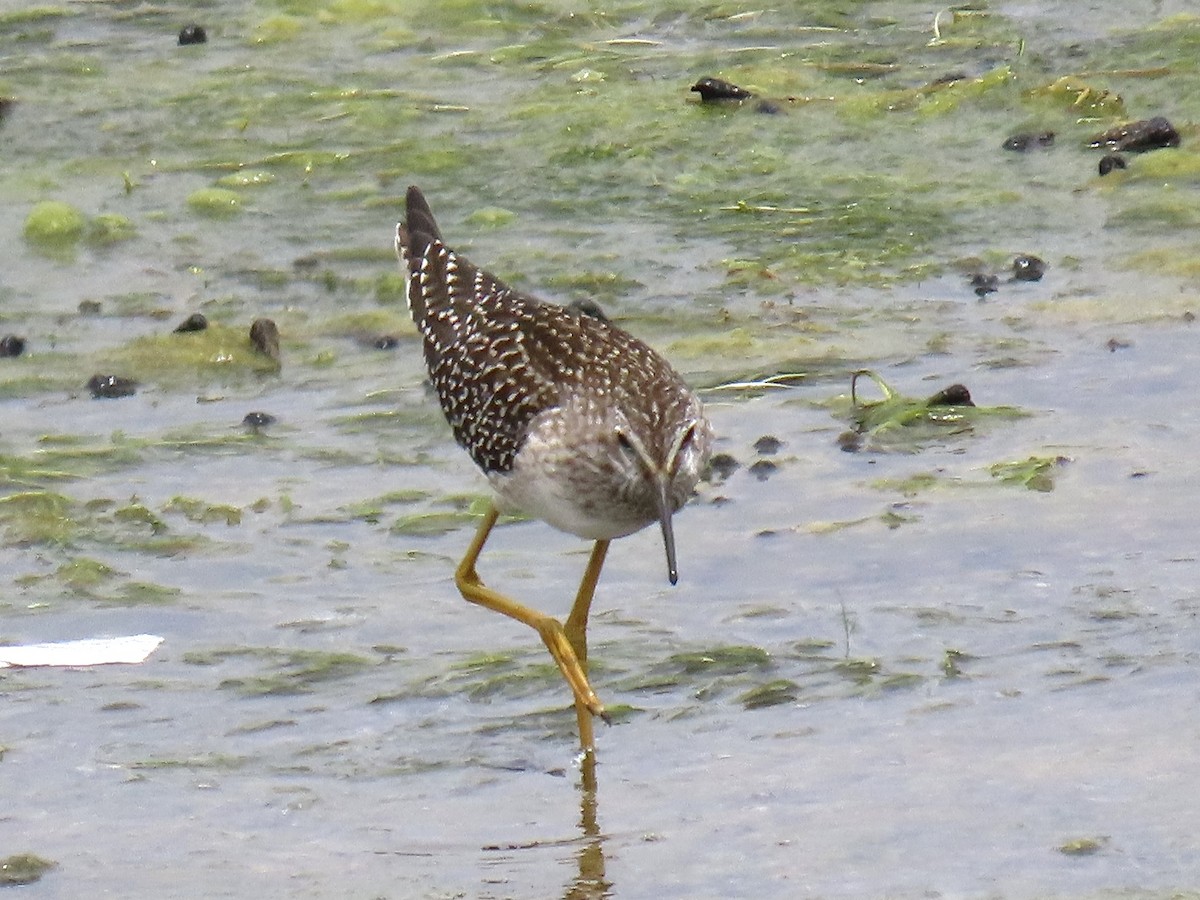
[396,186,713,541]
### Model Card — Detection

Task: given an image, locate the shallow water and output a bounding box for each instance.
[3,1,1200,897]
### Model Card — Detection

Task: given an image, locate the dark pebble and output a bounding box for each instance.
[1012,255,1046,282]
[0,335,26,358]
[1002,130,1055,152]
[87,374,137,399]
[78,299,102,315]
[929,71,968,86]
[705,452,740,483]
[754,99,783,115]
[174,312,208,333]
[753,435,783,455]
[1106,337,1131,352]
[249,318,281,362]
[970,273,999,297]
[691,77,752,102]
[837,430,864,453]
[1184,311,1196,323]
[1089,116,1179,153]
[926,384,974,407]
[567,298,608,322]
[242,411,276,429]
[178,24,207,45]
[0,97,14,123]
[1098,154,1127,176]
[373,334,400,350]
[748,459,777,482]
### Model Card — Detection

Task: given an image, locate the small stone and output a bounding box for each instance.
[1089,116,1179,152]
[249,318,280,362]
[174,312,208,333]
[837,431,864,453]
[970,273,999,297]
[87,374,137,399]
[178,24,207,45]
[748,459,777,482]
[691,77,752,102]
[373,334,400,350]
[753,435,783,455]
[1011,255,1046,282]
[926,384,974,407]
[0,335,26,357]
[1002,130,1055,152]
[1098,154,1127,176]
[242,411,276,429]
[705,452,740,483]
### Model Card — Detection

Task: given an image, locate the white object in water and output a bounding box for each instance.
[0,634,164,668]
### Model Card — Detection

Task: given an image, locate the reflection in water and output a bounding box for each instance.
[564,753,611,900]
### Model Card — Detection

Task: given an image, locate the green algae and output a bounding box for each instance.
[108,322,285,381]
[1057,836,1108,856]
[0,853,56,887]
[0,486,217,561]
[22,200,85,245]
[988,455,1067,492]
[390,510,477,536]
[667,645,772,675]
[342,490,429,523]
[186,187,244,217]
[0,490,74,545]
[831,370,1028,452]
[185,646,376,696]
[129,753,249,772]
[86,213,136,245]
[215,170,277,188]
[738,678,800,710]
[163,496,243,526]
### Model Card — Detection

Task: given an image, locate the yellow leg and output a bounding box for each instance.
[564,540,610,754]
[454,503,610,750]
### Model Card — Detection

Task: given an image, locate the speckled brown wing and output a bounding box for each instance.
[397,186,699,478]
[398,187,559,474]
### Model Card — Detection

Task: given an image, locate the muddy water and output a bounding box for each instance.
[3,1,1200,897]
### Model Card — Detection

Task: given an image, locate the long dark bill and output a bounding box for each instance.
[656,476,679,586]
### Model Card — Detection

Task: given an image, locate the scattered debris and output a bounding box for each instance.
[1011,255,1046,281]
[0,634,164,668]
[970,273,999,297]
[249,317,281,362]
[0,335,26,357]
[174,312,208,333]
[753,435,783,455]
[1002,130,1055,152]
[691,77,752,102]
[87,374,138,399]
[178,24,207,46]
[1089,116,1179,152]
[242,411,277,430]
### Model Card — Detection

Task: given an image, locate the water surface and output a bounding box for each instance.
[2,1,1200,897]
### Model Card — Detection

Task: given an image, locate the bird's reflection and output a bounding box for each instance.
[563,752,611,899]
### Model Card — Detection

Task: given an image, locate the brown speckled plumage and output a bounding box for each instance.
[396,186,711,580]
